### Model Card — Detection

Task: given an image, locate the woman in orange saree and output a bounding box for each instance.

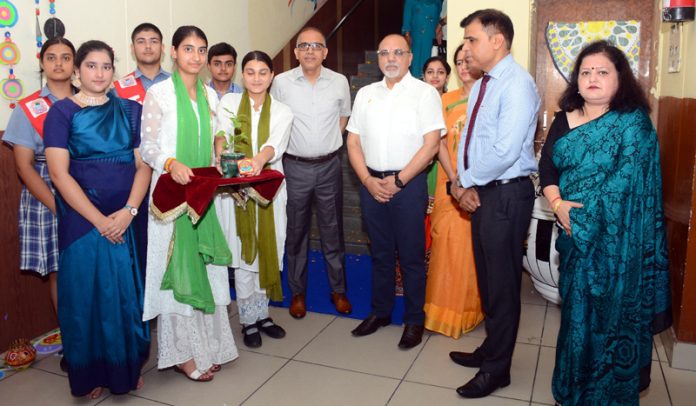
[424,44,484,338]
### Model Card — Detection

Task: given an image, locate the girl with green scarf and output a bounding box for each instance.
[141,26,238,383]
[215,51,293,349]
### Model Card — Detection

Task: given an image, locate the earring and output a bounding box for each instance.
[73,75,81,89]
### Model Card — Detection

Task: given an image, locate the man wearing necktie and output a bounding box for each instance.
[448,9,540,399]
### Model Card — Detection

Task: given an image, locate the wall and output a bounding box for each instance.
[656,20,696,98]
[0,0,322,129]
[445,0,533,89]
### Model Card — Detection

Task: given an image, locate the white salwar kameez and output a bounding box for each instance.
[215,92,292,325]
[140,78,238,372]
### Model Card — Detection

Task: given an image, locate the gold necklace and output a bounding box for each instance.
[74,91,109,106]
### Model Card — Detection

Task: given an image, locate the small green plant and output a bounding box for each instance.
[216,109,250,153]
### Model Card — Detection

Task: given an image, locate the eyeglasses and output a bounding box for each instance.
[296,42,326,51]
[377,49,410,58]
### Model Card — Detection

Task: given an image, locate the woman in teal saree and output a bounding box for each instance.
[45,41,151,399]
[539,41,672,405]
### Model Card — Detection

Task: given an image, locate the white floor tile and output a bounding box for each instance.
[135,351,285,406]
[640,361,671,406]
[541,304,561,348]
[461,303,547,345]
[532,345,556,405]
[662,361,696,406]
[244,360,399,406]
[230,304,335,358]
[406,335,484,388]
[295,317,422,379]
[0,367,100,405]
[390,381,529,405]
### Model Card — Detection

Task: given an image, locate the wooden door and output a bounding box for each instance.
[533,0,659,143]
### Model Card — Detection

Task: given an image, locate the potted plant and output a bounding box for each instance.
[217,109,249,178]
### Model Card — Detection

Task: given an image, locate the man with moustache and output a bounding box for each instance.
[449,9,539,398]
[207,42,242,99]
[271,27,353,318]
[113,22,170,103]
[346,34,444,349]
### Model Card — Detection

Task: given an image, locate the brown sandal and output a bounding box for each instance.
[174,365,214,382]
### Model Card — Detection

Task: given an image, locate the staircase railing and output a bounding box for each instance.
[326,0,367,41]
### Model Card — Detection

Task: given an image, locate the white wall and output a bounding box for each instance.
[1,0,321,129]
[445,1,534,90]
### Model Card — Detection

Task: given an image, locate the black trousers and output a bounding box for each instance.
[360,172,428,324]
[284,155,346,295]
[470,178,534,376]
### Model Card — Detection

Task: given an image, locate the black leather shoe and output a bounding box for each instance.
[242,324,262,348]
[257,317,286,339]
[351,315,391,337]
[449,349,484,368]
[398,324,424,349]
[456,371,510,398]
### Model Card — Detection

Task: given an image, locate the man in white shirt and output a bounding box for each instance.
[346,34,444,349]
[271,27,352,319]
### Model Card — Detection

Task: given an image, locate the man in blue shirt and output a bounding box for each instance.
[448,9,540,399]
[207,42,243,99]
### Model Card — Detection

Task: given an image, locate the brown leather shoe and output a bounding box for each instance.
[289,294,306,319]
[331,292,352,314]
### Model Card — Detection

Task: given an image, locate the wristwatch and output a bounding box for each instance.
[125,204,138,216]
[394,172,405,189]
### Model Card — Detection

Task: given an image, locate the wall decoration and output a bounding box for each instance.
[546,20,641,83]
[0,0,18,28]
[0,0,20,107]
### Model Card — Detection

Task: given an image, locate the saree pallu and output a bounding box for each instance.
[54,98,150,397]
[551,109,672,405]
[424,89,484,338]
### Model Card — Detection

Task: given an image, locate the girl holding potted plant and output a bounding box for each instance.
[215,50,293,348]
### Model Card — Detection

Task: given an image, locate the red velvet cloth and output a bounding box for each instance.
[152,167,284,221]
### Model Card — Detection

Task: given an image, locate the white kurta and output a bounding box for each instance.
[215,93,293,277]
[139,78,238,370]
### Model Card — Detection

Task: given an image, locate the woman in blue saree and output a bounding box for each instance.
[539,41,672,405]
[45,40,151,399]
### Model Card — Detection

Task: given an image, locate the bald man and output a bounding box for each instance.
[346,34,445,349]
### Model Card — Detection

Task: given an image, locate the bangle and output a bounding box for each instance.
[550,196,561,206]
[361,174,371,184]
[164,157,175,172]
[552,199,562,213]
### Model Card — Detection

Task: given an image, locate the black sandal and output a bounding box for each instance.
[257,317,286,339]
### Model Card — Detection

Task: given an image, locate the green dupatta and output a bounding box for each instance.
[160,71,232,314]
[234,90,282,301]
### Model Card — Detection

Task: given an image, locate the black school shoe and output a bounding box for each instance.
[256,317,286,339]
[242,324,262,348]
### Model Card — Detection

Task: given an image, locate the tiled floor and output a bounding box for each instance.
[2,274,694,405]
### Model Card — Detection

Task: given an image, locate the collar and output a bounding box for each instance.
[292,65,327,82]
[484,54,513,81]
[134,67,167,79]
[40,84,77,98]
[378,71,414,90]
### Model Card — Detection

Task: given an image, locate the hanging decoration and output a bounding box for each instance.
[0,0,20,108]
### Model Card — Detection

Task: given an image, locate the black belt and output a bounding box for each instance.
[284,150,339,164]
[367,168,400,179]
[476,176,530,191]
[34,155,47,163]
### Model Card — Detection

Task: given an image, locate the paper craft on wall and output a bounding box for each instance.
[546,20,641,83]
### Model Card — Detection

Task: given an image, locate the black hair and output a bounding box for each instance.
[40,37,76,61]
[460,9,514,50]
[207,42,237,64]
[453,43,465,67]
[131,22,163,43]
[558,40,650,114]
[422,55,451,77]
[171,25,207,49]
[75,40,114,67]
[241,50,273,72]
